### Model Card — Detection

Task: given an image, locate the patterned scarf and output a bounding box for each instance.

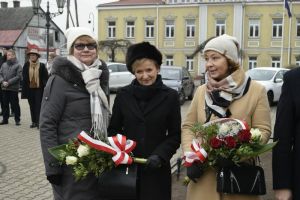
[205,68,251,118]
[29,60,40,88]
[67,55,110,139]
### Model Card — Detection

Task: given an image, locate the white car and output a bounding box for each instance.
[107,62,135,92]
[246,67,290,105]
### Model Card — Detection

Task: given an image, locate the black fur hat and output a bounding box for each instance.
[126,42,162,73]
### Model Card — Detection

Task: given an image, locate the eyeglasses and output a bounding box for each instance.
[73,43,97,50]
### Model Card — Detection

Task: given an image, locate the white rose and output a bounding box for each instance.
[219,124,230,135]
[66,156,78,165]
[250,128,261,140]
[77,144,90,157]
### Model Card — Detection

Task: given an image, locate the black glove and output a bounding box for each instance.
[186,162,204,183]
[47,174,62,186]
[216,156,235,168]
[145,155,162,170]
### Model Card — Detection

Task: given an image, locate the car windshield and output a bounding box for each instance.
[247,69,276,81]
[160,68,181,80]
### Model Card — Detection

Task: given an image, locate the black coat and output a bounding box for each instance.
[108,80,181,200]
[21,61,48,99]
[272,67,300,199]
[40,57,109,200]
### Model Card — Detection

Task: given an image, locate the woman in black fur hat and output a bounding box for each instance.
[108,41,181,200]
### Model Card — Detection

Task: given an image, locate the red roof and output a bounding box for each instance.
[0,30,22,46]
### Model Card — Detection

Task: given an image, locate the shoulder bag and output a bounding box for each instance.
[216,164,266,195]
[98,164,137,199]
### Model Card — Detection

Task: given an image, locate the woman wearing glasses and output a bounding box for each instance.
[40,27,110,200]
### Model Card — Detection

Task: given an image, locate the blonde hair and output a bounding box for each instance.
[131,58,160,73]
[69,35,98,55]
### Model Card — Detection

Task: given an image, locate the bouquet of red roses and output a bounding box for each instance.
[183,118,276,169]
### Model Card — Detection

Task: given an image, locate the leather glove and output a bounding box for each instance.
[216,156,235,168]
[145,155,162,170]
[186,162,204,183]
[47,174,62,186]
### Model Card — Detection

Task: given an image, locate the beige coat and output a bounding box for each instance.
[181,80,271,200]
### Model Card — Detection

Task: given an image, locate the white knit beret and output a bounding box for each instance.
[203,34,240,64]
[65,27,97,54]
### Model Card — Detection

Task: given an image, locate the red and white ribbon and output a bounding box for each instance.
[78,131,136,165]
[183,139,208,167]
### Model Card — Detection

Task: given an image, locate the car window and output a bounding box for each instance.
[108,64,118,72]
[160,68,181,80]
[182,68,190,78]
[275,70,287,80]
[247,69,276,81]
[118,64,128,72]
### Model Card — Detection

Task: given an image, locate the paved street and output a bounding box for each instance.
[0,93,276,200]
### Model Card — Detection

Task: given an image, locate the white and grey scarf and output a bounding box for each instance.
[205,68,251,118]
[68,55,110,139]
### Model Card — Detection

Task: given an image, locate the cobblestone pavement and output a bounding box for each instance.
[0,97,52,200]
[0,94,276,200]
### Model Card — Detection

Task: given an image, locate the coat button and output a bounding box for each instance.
[45,96,48,100]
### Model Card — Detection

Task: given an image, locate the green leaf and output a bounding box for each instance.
[48,144,68,161]
[248,142,277,157]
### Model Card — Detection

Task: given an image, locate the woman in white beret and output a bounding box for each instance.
[181,34,271,200]
[39,27,109,200]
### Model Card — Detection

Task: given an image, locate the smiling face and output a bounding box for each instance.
[204,50,230,81]
[132,58,159,86]
[72,36,97,66]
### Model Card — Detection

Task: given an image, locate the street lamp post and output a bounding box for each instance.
[88,12,95,33]
[31,0,66,62]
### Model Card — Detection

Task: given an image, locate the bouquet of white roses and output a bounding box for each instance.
[49,131,147,181]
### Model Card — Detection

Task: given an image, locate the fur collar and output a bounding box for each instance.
[51,56,86,89]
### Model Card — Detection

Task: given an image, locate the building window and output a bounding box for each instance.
[126,21,135,38]
[145,20,154,38]
[108,54,112,62]
[296,56,300,66]
[54,31,60,42]
[272,19,283,38]
[108,21,116,38]
[272,56,281,68]
[165,20,175,38]
[297,19,300,37]
[186,56,194,71]
[166,55,174,66]
[216,19,225,36]
[248,56,257,69]
[186,19,195,38]
[249,19,260,38]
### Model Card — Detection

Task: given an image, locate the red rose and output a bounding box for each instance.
[224,136,237,148]
[237,129,251,143]
[209,137,223,149]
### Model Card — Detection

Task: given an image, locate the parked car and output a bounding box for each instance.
[107,62,134,92]
[160,65,195,105]
[246,67,290,105]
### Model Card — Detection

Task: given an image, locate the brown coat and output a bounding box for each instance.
[181,80,271,200]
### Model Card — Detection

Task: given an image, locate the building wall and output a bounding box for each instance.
[97,1,300,77]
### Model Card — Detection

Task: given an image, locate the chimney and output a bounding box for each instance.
[13,1,20,8]
[0,1,8,8]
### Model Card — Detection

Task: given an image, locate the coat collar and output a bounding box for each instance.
[120,83,170,120]
[51,56,86,89]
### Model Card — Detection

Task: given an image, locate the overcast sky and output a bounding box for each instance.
[9,0,116,33]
